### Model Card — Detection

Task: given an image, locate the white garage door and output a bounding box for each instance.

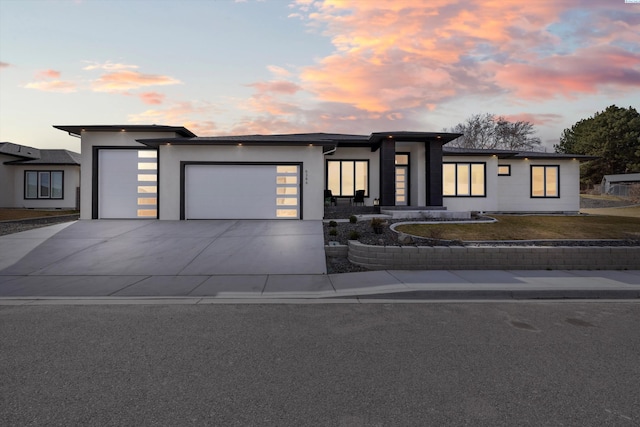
[98,149,157,219]
[185,164,299,219]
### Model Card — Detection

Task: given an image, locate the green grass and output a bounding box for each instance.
[395,215,640,241]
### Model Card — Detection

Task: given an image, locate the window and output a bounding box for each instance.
[326,160,369,197]
[443,162,485,197]
[498,165,511,176]
[25,171,63,199]
[531,165,559,198]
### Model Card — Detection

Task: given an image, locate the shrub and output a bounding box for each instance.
[328,228,337,236]
[328,220,338,227]
[370,217,386,227]
[349,215,357,223]
[348,230,360,240]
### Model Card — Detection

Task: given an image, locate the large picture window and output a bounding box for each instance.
[531,165,559,198]
[326,160,369,197]
[25,171,63,199]
[443,162,485,197]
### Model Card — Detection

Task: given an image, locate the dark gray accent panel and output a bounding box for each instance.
[379,139,396,206]
[426,142,444,207]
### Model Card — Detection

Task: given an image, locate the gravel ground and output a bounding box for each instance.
[580,196,636,208]
[0,215,79,237]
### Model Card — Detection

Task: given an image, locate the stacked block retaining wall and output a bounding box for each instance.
[346,241,640,270]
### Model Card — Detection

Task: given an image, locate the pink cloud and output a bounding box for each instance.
[248,80,301,95]
[92,70,181,92]
[24,80,76,93]
[139,91,165,105]
[0,61,11,69]
[501,113,563,126]
[35,69,61,79]
[83,61,139,71]
[128,101,219,134]
[283,0,639,114]
[493,45,640,100]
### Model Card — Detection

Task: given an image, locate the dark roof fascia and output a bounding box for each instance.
[369,131,463,151]
[510,152,599,161]
[136,137,338,148]
[54,125,196,138]
[5,161,80,166]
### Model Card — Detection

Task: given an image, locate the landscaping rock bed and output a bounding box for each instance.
[0,215,79,237]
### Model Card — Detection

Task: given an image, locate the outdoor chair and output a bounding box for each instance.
[324,189,337,206]
[352,189,365,206]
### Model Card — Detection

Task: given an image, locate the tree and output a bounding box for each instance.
[446,113,541,151]
[554,105,640,186]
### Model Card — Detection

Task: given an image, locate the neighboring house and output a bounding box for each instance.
[0,142,81,209]
[601,173,640,196]
[54,125,594,221]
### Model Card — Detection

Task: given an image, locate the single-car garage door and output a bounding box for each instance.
[98,149,158,219]
[184,164,300,219]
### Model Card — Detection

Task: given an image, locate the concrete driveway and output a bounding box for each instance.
[0,220,327,277]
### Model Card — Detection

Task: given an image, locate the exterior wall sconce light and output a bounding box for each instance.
[373,198,380,206]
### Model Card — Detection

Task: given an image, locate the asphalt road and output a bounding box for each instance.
[1,302,639,426]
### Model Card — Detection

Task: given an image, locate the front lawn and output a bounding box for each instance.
[0,209,79,221]
[394,215,640,241]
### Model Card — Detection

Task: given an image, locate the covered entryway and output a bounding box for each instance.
[184,163,300,219]
[97,148,158,219]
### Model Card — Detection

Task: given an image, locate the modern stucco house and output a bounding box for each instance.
[54,125,593,220]
[0,142,81,209]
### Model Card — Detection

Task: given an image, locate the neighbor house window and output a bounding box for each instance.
[531,165,559,198]
[498,165,511,176]
[326,160,369,197]
[443,162,485,197]
[25,171,63,199]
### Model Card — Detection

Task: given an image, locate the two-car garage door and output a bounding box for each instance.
[184,164,300,219]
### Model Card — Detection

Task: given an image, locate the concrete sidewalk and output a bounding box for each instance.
[0,221,639,302]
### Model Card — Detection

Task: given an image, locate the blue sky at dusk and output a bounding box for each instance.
[1,0,638,152]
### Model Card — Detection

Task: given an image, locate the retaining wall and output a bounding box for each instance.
[346,241,640,270]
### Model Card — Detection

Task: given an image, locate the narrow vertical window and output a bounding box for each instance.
[51,171,63,199]
[25,172,38,198]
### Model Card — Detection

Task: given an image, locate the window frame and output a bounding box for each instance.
[442,162,486,197]
[325,159,370,197]
[24,170,64,200]
[530,165,560,198]
[498,164,511,176]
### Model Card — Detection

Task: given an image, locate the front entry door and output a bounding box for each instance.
[395,166,408,205]
[395,153,410,206]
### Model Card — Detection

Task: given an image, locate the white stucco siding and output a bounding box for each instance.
[10,165,80,209]
[497,159,580,212]
[441,155,499,212]
[159,145,325,220]
[0,154,16,207]
[326,147,380,205]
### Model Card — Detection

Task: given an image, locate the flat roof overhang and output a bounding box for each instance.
[54,125,196,138]
[368,131,463,151]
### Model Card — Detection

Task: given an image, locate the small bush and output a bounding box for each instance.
[328,228,338,236]
[348,230,360,240]
[349,215,357,223]
[328,220,338,227]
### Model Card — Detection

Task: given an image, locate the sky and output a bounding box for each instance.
[1,0,639,153]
